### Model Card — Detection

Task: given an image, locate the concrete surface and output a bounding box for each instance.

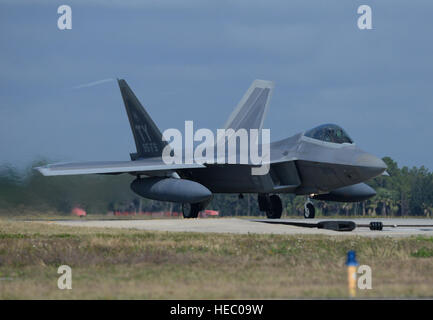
[51,218,433,237]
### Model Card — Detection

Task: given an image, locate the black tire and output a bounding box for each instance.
[266,195,282,219]
[304,202,315,219]
[182,203,192,218]
[182,203,200,218]
[258,194,270,212]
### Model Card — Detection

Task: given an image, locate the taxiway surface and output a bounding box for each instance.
[51,218,433,237]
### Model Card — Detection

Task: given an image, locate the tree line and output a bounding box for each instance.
[0,157,432,217]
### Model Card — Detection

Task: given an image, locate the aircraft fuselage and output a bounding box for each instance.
[184,131,386,196]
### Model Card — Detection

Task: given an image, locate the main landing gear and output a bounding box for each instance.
[182,200,211,218]
[182,203,201,218]
[304,198,315,219]
[258,194,282,219]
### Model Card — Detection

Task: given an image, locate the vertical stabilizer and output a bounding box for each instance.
[224,79,274,132]
[118,79,168,160]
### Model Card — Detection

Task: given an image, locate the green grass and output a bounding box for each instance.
[0,219,433,299]
[412,247,433,258]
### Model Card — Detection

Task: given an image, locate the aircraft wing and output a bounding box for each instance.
[36,159,205,176]
[224,79,274,131]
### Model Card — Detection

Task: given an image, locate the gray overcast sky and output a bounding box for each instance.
[1,0,432,170]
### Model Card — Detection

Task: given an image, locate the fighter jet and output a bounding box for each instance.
[36,79,387,219]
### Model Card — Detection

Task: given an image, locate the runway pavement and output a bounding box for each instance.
[51,217,433,237]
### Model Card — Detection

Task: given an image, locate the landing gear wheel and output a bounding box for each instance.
[266,195,283,219]
[258,194,270,212]
[304,201,315,219]
[182,203,200,218]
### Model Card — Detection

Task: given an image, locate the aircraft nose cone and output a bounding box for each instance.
[356,153,387,179]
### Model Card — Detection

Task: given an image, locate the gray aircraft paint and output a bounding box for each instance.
[224,79,274,132]
[312,183,376,202]
[131,177,212,203]
[36,79,387,204]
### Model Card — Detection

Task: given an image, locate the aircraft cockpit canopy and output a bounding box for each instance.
[304,124,353,144]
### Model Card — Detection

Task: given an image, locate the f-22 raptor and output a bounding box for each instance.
[37,79,387,219]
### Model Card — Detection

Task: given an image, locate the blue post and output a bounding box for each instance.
[346,250,359,297]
